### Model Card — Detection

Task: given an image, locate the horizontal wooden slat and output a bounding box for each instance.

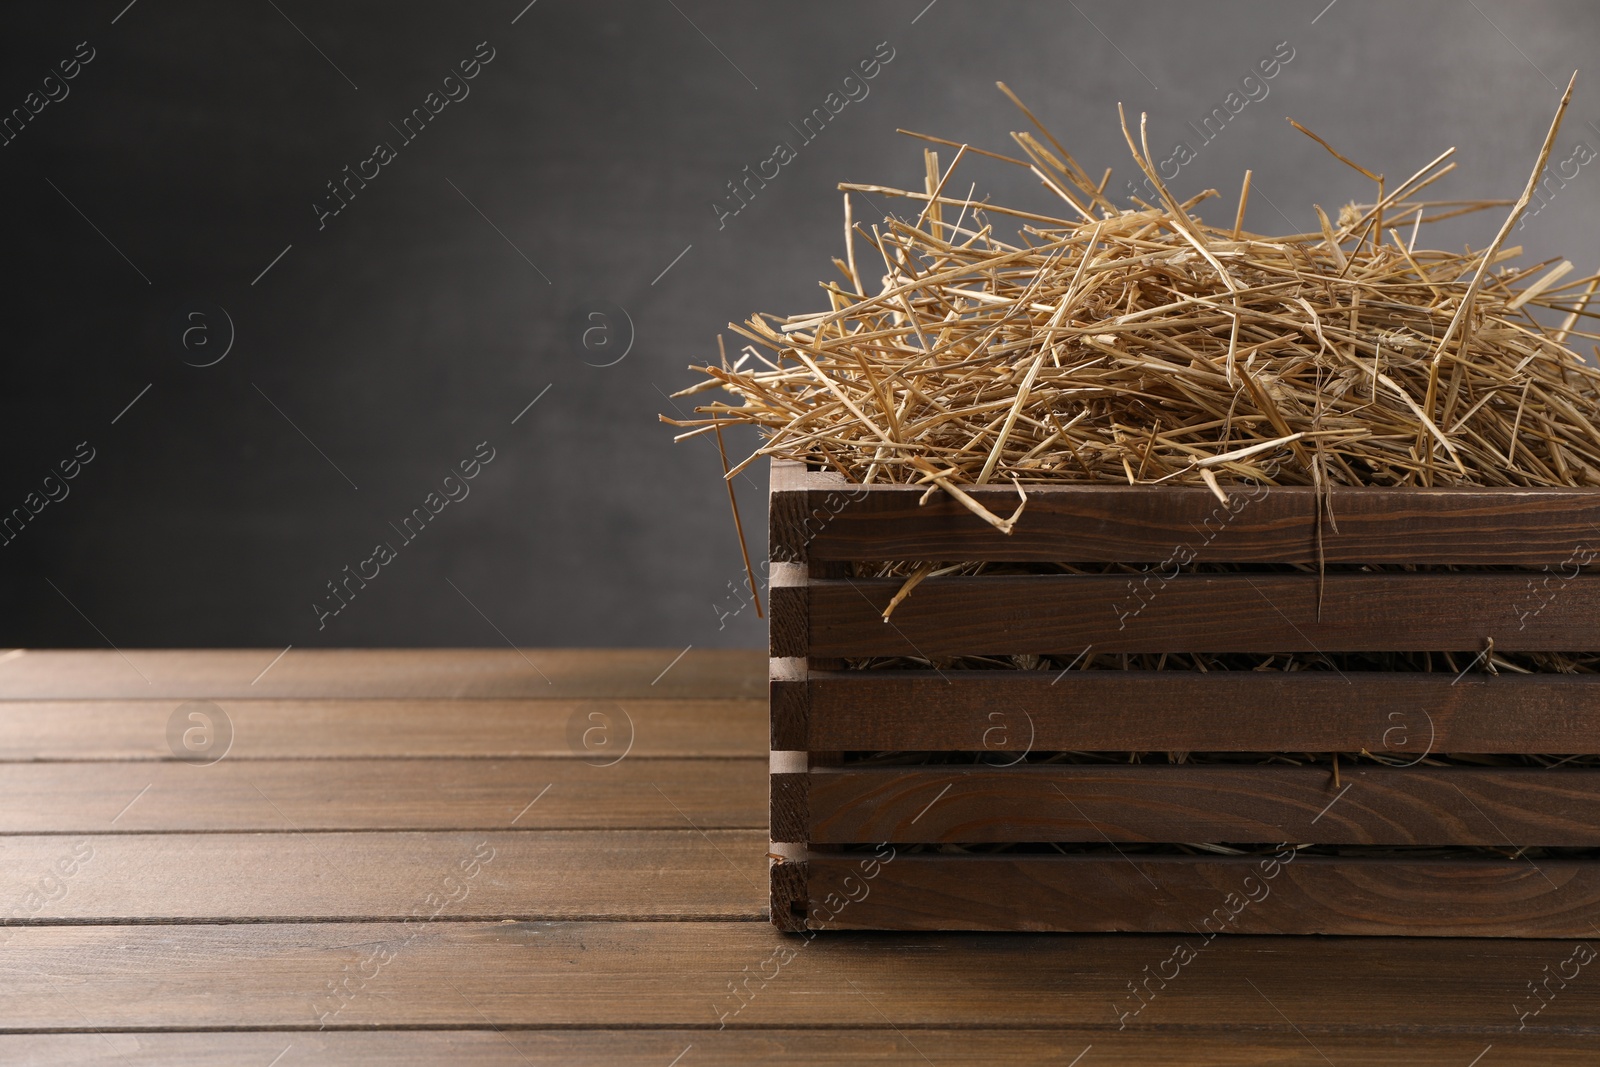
[0,759,764,832]
[805,670,1600,752]
[809,854,1600,936]
[808,766,1600,845]
[0,831,764,922]
[809,574,1600,656]
[0,699,766,760]
[4,920,1600,1030]
[772,459,1600,564]
[3,1031,1585,1066]
[0,649,765,700]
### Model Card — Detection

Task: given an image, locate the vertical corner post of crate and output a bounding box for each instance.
[768,459,814,931]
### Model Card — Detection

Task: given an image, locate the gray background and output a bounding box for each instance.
[2,0,1594,649]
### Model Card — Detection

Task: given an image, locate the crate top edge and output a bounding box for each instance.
[787,666,1600,687]
[768,458,1600,499]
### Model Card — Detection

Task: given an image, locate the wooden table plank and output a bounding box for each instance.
[0,832,765,922]
[4,645,1580,1053]
[1,921,1594,1032]
[0,1030,1569,1065]
[0,649,766,700]
[0,759,765,831]
[0,699,766,760]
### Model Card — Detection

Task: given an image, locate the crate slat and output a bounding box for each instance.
[771,460,1600,566]
[799,670,1600,752]
[807,574,1600,657]
[807,766,1600,846]
[807,854,1600,935]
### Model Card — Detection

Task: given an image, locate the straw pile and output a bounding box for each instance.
[667,78,1600,533]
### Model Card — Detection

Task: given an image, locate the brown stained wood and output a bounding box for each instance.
[807,573,1600,657]
[804,670,1600,753]
[768,564,809,659]
[809,854,1600,937]
[0,759,765,832]
[807,561,852,674]
[807,766,1600,846]
[770,860,808,933]
[5,920,1600,1030]
[768,458,817,564]
[0,831,766,922]
[6,1031,1592,1066]
[0,698,766,761]
[15,649,1600,1043]
[769,658,808,750]
[769,772,808,843]
[771,462,1600,565]
[0,649,766,700]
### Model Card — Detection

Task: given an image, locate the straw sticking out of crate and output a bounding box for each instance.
[667,76,1600,536]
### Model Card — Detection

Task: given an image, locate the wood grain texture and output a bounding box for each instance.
[770,859,807,933]
[0,831,765,922]
[0,759,765,832]
[4,1030,1586,1066]
[807,766,1600,846]
[809,854,1600,936]
[771,460,1600,565]
[767,458,817,564]
[14,645,1598,1050]
[770,772,808,844]
[769,657,808,750]
[0,649,765,700]
[807,574,1600,656]
[0,698,765,760]
[768,564,809,659]
[4,920,1600,1031]
[804,669,1600,752]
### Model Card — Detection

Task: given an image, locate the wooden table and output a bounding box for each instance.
[1,648,1596,1063]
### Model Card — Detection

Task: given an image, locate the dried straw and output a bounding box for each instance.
[667,77,1600,535]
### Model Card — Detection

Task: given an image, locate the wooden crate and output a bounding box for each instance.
[767,458,1600,934]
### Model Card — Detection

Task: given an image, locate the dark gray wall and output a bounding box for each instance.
[2,0,1596,649]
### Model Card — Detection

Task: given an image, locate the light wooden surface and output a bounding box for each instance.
[3,648,1596,1061]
